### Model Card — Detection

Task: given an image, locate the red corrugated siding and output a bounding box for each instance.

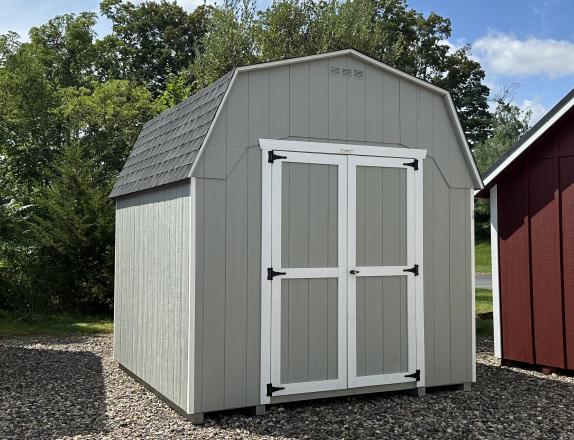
[559,156,574,369]
[498,163,534,363]
[497,112,574,370]
[528,156,564,368]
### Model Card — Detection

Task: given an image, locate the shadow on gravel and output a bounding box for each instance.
[206,362,574,439]
[0,346,107,439]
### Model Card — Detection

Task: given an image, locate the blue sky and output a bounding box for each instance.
[2,0,574,123]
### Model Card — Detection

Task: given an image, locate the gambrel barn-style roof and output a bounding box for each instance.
[110,49,482,198]
[109,72,233,198]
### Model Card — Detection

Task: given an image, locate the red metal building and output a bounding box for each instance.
[478,89,574,370]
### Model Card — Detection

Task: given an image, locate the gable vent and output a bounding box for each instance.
[329,66,364,80]
[329,66,341,76]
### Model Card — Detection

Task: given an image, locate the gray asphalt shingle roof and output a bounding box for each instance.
[109,71,233,198]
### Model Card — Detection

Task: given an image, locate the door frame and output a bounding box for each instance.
[259,139,427,404]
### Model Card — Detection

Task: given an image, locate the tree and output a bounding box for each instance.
[192,1,258,89]
[28,144,116,311]
[99,0,211,94]
[29,13,99,88]
[58,80,161,183]
[474,86,531,173]
[473,86,531,241]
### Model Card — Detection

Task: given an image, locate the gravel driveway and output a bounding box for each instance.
[1,335,574,439]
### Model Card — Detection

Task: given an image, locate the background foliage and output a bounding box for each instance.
[0,0,529,313]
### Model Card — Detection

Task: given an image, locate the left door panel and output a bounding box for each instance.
[269,151,348,396]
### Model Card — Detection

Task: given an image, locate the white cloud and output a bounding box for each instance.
[519,99,547,124]
[473,32,574,78]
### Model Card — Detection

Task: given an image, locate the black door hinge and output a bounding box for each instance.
[268,150,287,163]
[266,383,285,396]
[403,159,418,170]
[405,369,420,381]
[403,264,419,276]
[267,267,287,280]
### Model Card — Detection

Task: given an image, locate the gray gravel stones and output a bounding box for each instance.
[1,335,574,439]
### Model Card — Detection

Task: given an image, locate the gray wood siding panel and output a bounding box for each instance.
[114,181,190,412]
[204,107,227,178]
[224,153,249,408]
[249,70,270,147]
[270,66,290,139]
[281,278,338,383]
[432,167,452,385]
[356,276,408,376]
[365,64,383,143]
[281,162,338,268]
[227,75,249,148]
[328,57,347,141]
[310,60,329,139]
[356,166,406,266]
[449,126,475,188]
[423,160,436,386]
[449,188,471,383]
[290,62,310,138]
[382,72,400,144]
[201,178,227,412]
[418,88,434,156]
[433,96,451,184]
[347,57,366,142]
[400,80,418,147]
[194,174,205,411]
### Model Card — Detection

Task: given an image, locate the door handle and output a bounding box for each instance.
[350,270,360,275]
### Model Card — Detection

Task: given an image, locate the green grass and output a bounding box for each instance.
[0,310,113,337]
[475,287,493,336]
[475,241,492,274]
[476,288,493,314]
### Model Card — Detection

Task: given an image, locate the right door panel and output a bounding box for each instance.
[348,156,418,387]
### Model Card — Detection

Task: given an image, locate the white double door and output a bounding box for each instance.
[266,150,421,397]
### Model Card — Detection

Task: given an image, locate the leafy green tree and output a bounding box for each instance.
[58,80,161,183]
[0,40,62,191]
[28,144,115,312]
[192,1,258,89]
[474,87,531,241]
[99,0,211,94]
[474,88,531,173]
[29,13,99,87]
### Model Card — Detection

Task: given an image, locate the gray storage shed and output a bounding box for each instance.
[110,49,483,423]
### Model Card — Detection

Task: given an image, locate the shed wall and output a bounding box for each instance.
[497,112,574,370]
[192,54,475,412]
[114,181,191,411]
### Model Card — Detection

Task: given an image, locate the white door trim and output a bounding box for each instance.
[490,185,501,360]
[260,140,426,403]
[260,138,427,160]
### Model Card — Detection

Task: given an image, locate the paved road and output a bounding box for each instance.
[476,273,492,289]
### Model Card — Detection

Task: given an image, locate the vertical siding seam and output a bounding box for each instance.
[244,147,249,406]
[525,159,536,365]
[201,179,207,409]
[556,140,568,367]
[398,80,402,146]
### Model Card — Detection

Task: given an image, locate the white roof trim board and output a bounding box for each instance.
[111,49,483,198]
[481,89,574,188]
